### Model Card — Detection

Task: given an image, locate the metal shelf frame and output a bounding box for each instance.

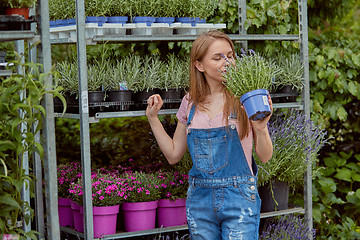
[35,0,311,239]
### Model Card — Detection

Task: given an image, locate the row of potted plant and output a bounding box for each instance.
[49,0,217,22]
[55,54,189,111]
[57,161,188,237]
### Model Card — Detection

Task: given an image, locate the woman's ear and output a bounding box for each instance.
[194,60,204,72]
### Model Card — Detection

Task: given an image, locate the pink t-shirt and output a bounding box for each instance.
[176,94,254,174]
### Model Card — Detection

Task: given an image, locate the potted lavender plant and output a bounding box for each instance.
[270,52,304,103]
[132,55,162,108]
[256,109,327,212]
[158,54,189,108]
[103,60,132,103]
[222,49,280,121]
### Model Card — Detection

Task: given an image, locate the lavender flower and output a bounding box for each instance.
[259,214,316,239]
[256,109,328,188]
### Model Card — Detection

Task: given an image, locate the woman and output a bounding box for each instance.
[146,30,273,240]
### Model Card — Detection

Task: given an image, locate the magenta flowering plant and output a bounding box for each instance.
[158,171,189,201]
[57,162,81,198]
[69,172,128,207]
[122,171,161,203]
[91,173,128,207]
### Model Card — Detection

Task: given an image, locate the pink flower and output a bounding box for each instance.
[166,192,171,197]
[99,196,105,200]
[145,190,150,195]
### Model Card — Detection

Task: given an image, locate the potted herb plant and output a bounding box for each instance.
[6,0,37,19]
[270,52,304,103]
[130,0,158,26]
[256,109,327,212]
[107,0,129,24]
[55,61,78,111]
[103,60,132,103]
[222,49,280,121]
[158,54,189,108]
[87,59,108,104]
[132,55,162,108]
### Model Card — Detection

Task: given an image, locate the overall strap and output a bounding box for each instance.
[186,104,196,126]
[229,111,237,120]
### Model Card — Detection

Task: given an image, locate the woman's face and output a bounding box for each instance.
[195,38,234,84]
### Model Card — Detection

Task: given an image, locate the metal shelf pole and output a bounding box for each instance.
[38,0,60,238]
[29,7,46,238]
[75,0,94,238]
[238,0,248,50]
[298,0,313,234]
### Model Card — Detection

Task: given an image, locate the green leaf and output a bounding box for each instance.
[312,207,322,222]
[346,192,360,206]
[0,140,17,151]
[316,55,325,67]
[356,189,360,198]
[267,9,276,18]
[278,25,287,34]
[0,195,21,209]
[327,193,345,205]
[334,168,353,182]
[319,178,337,194]
[336,106,348,121]
[327,49,339,60]
[351,54,360,67]
[324,156,338,168]
[352,173,360,182]
[348,81,359,96]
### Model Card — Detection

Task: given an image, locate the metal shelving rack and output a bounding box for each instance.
[37,0,311,239]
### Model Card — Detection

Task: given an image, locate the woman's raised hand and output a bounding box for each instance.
[146,94,164,119]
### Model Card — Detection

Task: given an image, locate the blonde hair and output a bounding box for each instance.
[188,30,250,139]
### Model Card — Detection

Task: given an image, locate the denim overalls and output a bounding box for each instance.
[185,105,261,240]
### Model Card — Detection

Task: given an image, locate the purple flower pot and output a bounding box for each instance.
[240,89,271,121]
[92,205,120,238]
[58,198,74,227]
[71,201,83,232]
[157,199,187,228]
[121,201,158,232]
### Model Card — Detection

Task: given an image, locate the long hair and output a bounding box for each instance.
[188,30,250,139]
